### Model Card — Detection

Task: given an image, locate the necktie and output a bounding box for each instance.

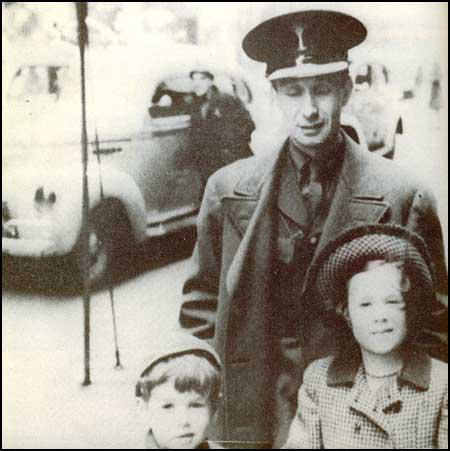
[300,159,323,222]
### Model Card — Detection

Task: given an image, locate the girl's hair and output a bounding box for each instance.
[137,352,221,409]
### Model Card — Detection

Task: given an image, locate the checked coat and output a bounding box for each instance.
[283,349,448,449]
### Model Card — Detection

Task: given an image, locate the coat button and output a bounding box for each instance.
[310,236,318,244]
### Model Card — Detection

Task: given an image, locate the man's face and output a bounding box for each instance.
[146,380,212,449]
[274,74,351,150]
[347,263,407,356]
[192,73,213,97]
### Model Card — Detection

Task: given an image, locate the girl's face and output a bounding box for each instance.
[347,263,407,356]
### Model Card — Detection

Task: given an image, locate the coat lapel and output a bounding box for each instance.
[312,134,390,267]
[225,150,281,296]
[223,149,282,363]
[225,171,278,294]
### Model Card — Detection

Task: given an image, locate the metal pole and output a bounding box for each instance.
[94,131,123,370]
[76,2,91,386]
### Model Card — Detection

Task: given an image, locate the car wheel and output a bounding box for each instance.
[73,200,132,289]
[74,215,112,289]
[86,220,110,286]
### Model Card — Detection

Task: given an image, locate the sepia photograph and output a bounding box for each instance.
[2,2,448,449]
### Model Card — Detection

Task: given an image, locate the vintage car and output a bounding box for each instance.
[345,61,403,159]
[2,44,254,286]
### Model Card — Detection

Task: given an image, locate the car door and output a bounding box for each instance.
[93,72,203,230]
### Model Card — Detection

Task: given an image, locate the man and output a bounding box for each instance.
[189,70,254,190]
[179,10,448,449]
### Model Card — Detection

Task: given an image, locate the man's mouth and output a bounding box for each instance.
[299,122,324,135]
[300,122,324,129]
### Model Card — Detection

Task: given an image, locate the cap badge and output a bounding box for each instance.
[294,25,312,65]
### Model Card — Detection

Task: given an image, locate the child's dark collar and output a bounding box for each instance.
[327,345,432,391]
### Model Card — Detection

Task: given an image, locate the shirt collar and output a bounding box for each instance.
[327,345,432,391]
[288,132,345,177]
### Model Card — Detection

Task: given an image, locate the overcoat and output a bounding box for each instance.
[180,131,448,447]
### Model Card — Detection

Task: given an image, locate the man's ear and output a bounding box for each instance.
[340,76,353,107]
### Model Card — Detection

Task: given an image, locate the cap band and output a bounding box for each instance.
[268,61,349,81]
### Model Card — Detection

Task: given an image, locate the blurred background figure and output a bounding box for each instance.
[189,69,255,192]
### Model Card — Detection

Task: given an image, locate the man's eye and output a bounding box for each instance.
[314,84,332,95]
[282,87,303,97]
[360,302,371,307]
[162,403,174,410]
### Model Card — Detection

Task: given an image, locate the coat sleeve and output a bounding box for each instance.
[179,177,224,339]
[406,186,448,359]
[282,363,322,449]
[407,186,448,297]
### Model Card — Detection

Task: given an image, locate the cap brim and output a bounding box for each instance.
[268,61,349,80]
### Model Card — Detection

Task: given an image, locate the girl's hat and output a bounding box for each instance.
[303,224,435,315]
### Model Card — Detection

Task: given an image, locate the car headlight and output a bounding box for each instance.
[34,186,57,209]
[2,201,19,238]
[2,201,11,223]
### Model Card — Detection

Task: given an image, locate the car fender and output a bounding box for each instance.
[3,161,146,256]
[88,166,147,245]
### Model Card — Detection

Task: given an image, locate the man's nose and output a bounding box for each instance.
[301,92,319,120]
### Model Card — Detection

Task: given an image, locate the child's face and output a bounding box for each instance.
[347,263,407,356]
[146,380,212,449]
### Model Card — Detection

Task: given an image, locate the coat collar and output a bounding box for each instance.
[226,130,391,296]
[232,146,281,197]
[232,130,389,200]
[327,346,432,391]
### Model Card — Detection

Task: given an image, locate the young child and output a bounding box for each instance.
[284,224,448,449]
[135,332,223,449]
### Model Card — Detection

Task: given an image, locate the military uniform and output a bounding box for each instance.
[179,9,448,448]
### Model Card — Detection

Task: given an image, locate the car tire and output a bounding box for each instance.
[73,200,133,289]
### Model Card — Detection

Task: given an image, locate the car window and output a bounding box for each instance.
[149,77,193,118]
[148,73,252,119]
[354,64,371,90]
[8,65,75,101]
